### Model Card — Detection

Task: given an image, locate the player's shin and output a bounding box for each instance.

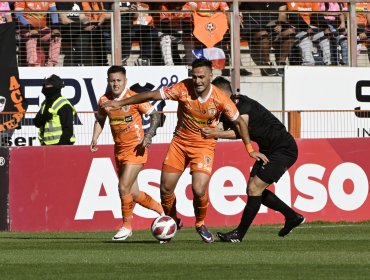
[134,191,164,215]
[121,194,135,229]
[237,196,262,237]
[193,193,209,227]
[160,192,178,221]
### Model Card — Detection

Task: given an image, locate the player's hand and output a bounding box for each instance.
[102,100,121,110]
[200,127,219,139]
[140,134,152,148]
[249,151,269,165]
[90,139,98,152]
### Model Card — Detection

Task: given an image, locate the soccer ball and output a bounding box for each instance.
[151,215,177,241]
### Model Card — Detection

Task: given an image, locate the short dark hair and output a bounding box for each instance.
[212,76,232,93]
[107,65,126,76]
[191,58,213,70]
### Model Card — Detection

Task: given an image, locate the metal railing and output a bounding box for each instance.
[1,110,369,146]
[4,1,370,71]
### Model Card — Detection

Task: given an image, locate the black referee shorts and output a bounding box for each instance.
[250,138,298,185]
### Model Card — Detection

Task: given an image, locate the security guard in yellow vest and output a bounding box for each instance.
[33,74,76,145]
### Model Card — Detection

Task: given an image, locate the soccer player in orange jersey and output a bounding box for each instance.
[90,66,164,241]
[103,59,268,243]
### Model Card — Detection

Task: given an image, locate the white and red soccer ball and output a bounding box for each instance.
[151,215,177,241]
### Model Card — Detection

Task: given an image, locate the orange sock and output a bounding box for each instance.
[193,193,209,227]
[160,192,177,220]
[121,194,134,230]
[134,191,164,215]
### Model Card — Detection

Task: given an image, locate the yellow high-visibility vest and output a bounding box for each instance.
[39,97,76,145]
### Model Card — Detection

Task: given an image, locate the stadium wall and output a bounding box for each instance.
[3,139,370,232]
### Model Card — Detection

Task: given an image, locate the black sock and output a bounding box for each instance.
[262,189,296,219]
[237,196,262,237]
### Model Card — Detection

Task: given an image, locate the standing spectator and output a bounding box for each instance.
[240,2,295,76]
[181,2,229,65]
[91,66,164,241]
[102,59,268,243]
[34,74,76,145]
[80,2,110,66]
[202,77,305,242]
[182,2,251,76]
[0,2,12,24]
[15,1,61,67]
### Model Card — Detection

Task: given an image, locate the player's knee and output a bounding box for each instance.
[160,184,174,195]
[247,180,266,196]
[192,188,206,198]
[118,185,131,196]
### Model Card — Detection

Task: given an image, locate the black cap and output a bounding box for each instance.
[43,74,65,89]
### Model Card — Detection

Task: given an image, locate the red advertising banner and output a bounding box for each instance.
[8,139,370,232]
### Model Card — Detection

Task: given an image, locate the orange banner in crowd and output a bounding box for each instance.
[193,12,228,48]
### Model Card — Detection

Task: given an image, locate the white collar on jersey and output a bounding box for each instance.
[114,85,129,101]
[196,84,213,103]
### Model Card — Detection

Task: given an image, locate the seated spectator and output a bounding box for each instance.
[56,2,111,66]
[80,2,110,66]
[353,2,370,63]
[120,2,159,66]
[240,2,295,76]
[153,2,186,66]
[319,2,348,65]
[0,2,12,24]
[56,2,86,66]
[15,1,61,67]
[287,2,330,66]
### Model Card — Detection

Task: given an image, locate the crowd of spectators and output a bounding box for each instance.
[1,1,370,74]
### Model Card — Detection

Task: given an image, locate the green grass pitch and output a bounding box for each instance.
[1,221,370,280]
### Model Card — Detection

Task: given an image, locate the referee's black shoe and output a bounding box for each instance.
[278,214,305,237]
[217,229,243,243]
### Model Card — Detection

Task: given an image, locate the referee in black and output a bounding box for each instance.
[201,77,305,242]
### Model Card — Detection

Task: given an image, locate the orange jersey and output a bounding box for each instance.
[98,88,154,148]
[356,3,370,26]
[14,1,56,28]
[81,2,106,22]
[287,2,321,25]
[160,79,239,143]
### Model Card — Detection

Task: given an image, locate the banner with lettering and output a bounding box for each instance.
[0,23,27,132]
[7,139,370,232]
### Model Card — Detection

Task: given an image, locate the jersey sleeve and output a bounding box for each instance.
[159,82,185,101]
[138,102,154,115]
[221,95,239,122]
[97,95,108,117]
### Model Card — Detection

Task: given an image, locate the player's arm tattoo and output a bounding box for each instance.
[145,110,161,138]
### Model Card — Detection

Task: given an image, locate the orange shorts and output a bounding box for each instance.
[114,144,147,171]
[162,136,215,176]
